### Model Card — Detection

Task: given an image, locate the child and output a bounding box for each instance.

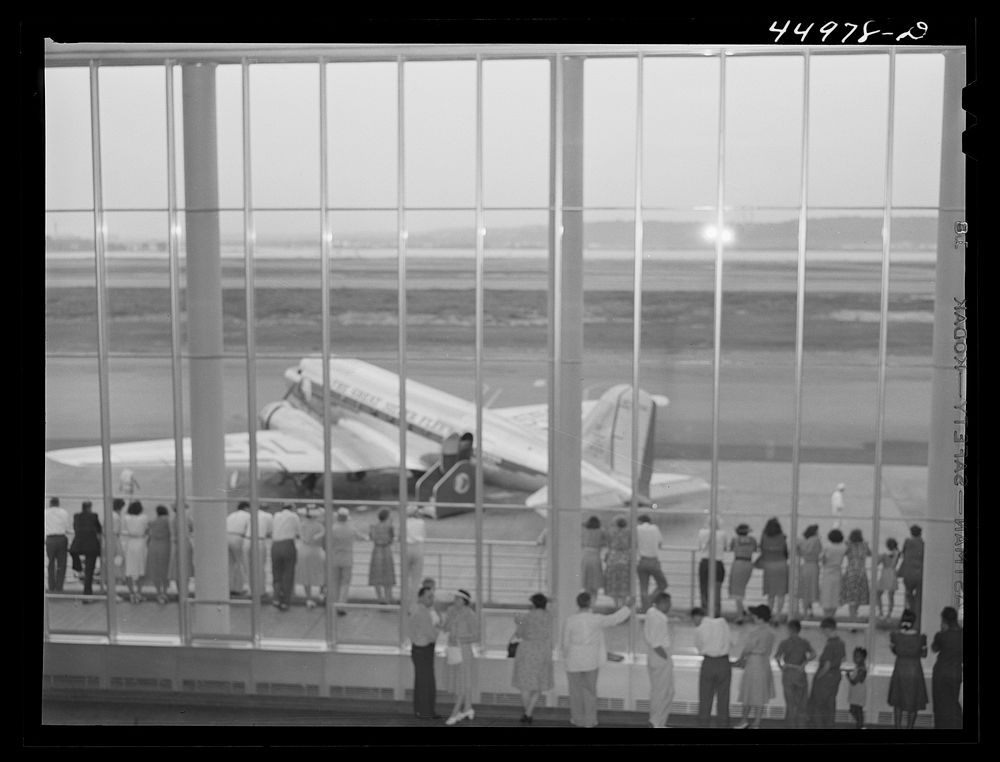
[846,647,868,729]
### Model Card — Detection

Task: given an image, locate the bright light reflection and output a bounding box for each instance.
[702,225,735,244]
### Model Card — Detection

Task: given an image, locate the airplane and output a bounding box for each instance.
[45,357,709,516]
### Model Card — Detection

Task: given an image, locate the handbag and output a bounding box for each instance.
[446,645,463,665]
[507,638,520,658]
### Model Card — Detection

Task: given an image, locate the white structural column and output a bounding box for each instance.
[182,63,229,634]
[923,49,967,636]
[549,56,584,628]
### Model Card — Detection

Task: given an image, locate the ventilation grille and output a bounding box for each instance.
[180,679,246,694]
[329,685,395,701]
[44,674,100,690]
[634,700,701,715]
[480,692,524,707]
[556,696,625,711]
[257,682,320,697]
[109,677,173,691]
[876,711,935,728]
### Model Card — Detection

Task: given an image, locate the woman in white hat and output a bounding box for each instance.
[443,588,480,724]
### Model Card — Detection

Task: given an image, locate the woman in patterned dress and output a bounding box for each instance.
[819,529,847,618]
[876,537,900,620]
[888,609,928,728]
[840,528,871,619]
[796,524,822,618]
[580,515,606,603]
[733,604,777,729]
[368,508,396,605]
[296,504,326,608]
[511,592,554,724]
[603,516,631,609]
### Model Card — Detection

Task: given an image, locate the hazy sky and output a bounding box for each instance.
[44,50,949,240]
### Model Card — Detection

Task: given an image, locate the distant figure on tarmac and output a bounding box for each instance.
[831,483,845,529]
[118,468,140,497]
[44,497,71,593]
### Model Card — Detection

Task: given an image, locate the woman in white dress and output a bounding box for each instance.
[121,500,150,604]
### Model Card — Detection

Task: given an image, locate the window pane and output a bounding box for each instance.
[46,67,94,211]
[643,57,719,210]
[249,64,320,210]
[404,61,475,208]
[808,55,890,208]
[584,58,636,209]
[725,56,803,208]
[483,59,550,209]
[327,62,398,209]
[892,54,945,208]
[99,66,167,210]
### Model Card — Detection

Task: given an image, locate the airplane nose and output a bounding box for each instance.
[258,401,288,430]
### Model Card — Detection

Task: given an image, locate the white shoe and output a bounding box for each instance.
[734,720,750,729]
[462,709,475,721]
[445,713,462,726]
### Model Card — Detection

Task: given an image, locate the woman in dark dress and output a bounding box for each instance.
[729,524,758,622]
[808,617,846,728]
[759,518,789,618]
[931,606,963,729]
[368,508,396,605]
[70,501,102,597]
[888,609,928,729]
[580,515,606,603]
[146,505,172,604]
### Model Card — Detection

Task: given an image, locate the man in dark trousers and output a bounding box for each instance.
[408,585,442,719]
[773,618,816,727]
[269,504,300,611]
[692,607,733,728]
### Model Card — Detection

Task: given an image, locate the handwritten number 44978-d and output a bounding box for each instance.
[769,20,928,44]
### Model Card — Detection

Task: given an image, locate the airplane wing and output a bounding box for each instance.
[46,426,427,474]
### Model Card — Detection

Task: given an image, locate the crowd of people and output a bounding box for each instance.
[573,511,926,626]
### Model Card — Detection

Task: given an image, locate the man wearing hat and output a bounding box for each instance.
[226,501,251,596]
[831,483,846,530]
[270,503,300,611]
[643,592,675,728]
[329,507,367,615]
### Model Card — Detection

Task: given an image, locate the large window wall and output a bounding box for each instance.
[44,46,961,689]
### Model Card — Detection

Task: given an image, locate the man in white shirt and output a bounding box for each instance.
[697,515,729,617]
[561,592,633,727]
[643,592,675,728]
[44,497,72,593]
[405,504,427,604]
[270,504,300,611]
[831,483,845,529]
[226,502,251,596]
[245,507,274,603]
[636,514,668,612]
[692,606,733,728]
[329,507,368,615]
[408,584,443,719]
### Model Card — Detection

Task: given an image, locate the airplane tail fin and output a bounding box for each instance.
[580,385,657,496]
